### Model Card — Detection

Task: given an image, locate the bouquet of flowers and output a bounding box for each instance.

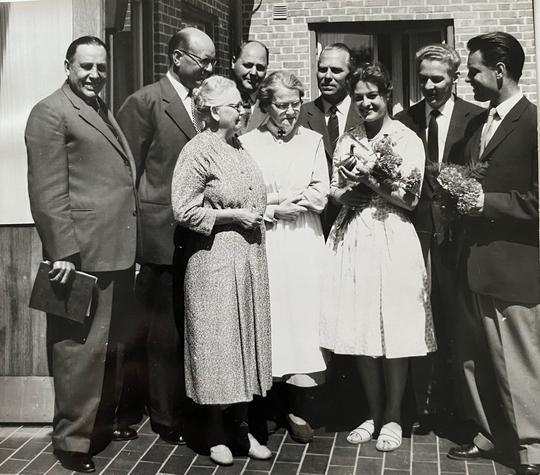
[337,134,422,197]
[436,163,483,216]
[331,134,424,248]
[371,134,403,183]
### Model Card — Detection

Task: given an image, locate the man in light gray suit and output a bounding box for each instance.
[25,36,138,473]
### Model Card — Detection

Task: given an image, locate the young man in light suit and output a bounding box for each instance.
[116,27,215,445]
[446,32,539,475]
[395,44,483,433]
[25,36,138,473]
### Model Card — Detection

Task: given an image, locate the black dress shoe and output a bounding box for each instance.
[515,464,540,475]
[112,427,138,441]
[157,428,186,445]
[447,443,492,460]
[286,414,314,444]
[412,415,435,436]
[54,450,95,473]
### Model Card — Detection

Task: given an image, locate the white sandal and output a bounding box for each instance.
[347,419,375,444]
[375,422,402,452]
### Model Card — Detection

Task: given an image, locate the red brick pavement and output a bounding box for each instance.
[0,419,514,475]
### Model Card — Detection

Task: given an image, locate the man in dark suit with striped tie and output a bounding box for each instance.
[116,27,215,445]
[231,40,269,134]
[396,43,483,433]
[298,43,362,239]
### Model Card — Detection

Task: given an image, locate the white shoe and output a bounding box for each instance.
[210,444,233,465]
[375,422,402,452]
[347,419,375,444]
[247,433,272,460]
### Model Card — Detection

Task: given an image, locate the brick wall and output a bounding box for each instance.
[242,0,536,104]
[153,0,232,80]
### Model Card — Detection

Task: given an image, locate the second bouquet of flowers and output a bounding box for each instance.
[436,163,483,216]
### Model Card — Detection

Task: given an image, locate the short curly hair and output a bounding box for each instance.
[257,71,304,113]
[192,75,238,129]
[348,62,393,96]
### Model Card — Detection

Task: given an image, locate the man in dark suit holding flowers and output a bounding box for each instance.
[395,43,483,433]
[446,32,540,475]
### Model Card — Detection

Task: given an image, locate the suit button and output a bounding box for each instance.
[132,210,137,216]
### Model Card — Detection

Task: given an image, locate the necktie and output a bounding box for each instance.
[327,105,339,152]
[427,109,440,164]
[92,99,120,141]
[480,107,498,155]
[189,93,202,133]
[241,96,253,130]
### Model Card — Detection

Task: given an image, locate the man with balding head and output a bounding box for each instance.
[231,40,269,133]
[117,27,215,445]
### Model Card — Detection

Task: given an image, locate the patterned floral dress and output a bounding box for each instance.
[171,130,272,404]
[320,119,437,358]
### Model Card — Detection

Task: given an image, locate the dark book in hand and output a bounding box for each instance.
[29,261,97,323]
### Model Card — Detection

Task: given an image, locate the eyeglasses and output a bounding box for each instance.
[176,49,217,69]
[272,101,301,111]
[218,103,245,113]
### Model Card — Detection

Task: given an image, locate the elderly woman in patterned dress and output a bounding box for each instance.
[171,76,272,466]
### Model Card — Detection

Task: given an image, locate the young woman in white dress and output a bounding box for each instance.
[320,63,436,452]
[241,71,329,443]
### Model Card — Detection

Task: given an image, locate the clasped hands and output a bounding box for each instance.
[268,192,307,221]
[234,209,264,230]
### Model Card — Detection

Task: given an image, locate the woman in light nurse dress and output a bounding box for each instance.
[241,70,329,443]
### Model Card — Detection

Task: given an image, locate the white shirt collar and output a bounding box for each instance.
[493,91,523,120]
[322,95,351,116]
[166,71,191,100]
[425,95,455,121]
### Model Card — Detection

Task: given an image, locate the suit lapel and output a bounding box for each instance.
[306,97,333,157]
[108,111,137,182]
[160,77,196,140]
[443,98,468,163]
[409,100,427,138]
[245,100,267,133]
[344,101,362,131]
[62,83,128,160]
[480,97,527,160]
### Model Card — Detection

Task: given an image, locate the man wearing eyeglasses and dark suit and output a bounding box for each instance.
[116,27,215,445]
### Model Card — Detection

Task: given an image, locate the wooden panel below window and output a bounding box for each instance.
[0,225,48,377]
